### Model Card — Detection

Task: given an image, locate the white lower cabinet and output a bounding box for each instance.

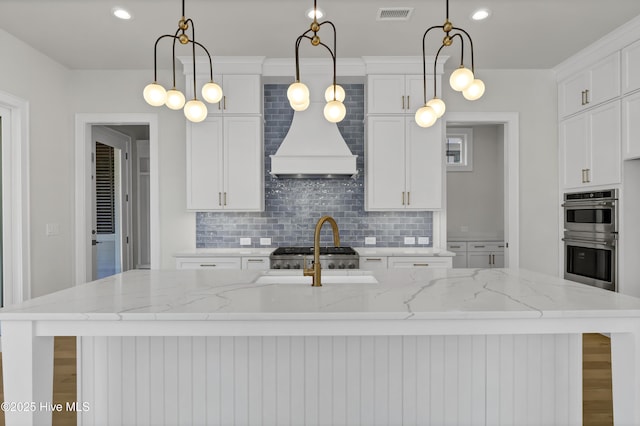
[241,256,270,270]
[387,256,452,269]
[466,242,505,268]
[175,257,242,270]
[446,242,468,268]
[359,256,388,270]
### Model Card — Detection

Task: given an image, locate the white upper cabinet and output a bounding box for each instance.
[366,116,442,210]
[622,39,640,94]
[367,75,433,114]
[558,52,620,118]
[622,90,640,159]
[560,101,621,189]
[208,74,262,115]
[187,116,263,211]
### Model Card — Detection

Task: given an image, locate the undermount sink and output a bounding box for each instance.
[254,270,378,285]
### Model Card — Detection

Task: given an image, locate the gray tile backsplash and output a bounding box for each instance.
[196,84,433,248]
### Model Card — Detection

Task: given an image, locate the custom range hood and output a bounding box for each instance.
[270,75,357,178]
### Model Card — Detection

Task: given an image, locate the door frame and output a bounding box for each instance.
[75,113,159,285]
[440,112,520,269]
[0,90,31,305]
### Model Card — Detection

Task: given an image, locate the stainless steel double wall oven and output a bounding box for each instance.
[562,189,617,291]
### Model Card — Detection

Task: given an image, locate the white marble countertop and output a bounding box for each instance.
[2,268,640,321]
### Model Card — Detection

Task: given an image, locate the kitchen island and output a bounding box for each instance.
[1,268,640,425]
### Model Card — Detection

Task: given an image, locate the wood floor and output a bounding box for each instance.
[0,334,613,426]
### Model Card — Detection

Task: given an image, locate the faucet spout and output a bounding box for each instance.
[303,215,341,287]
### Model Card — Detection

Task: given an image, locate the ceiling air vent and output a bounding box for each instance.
[377,7,414,21]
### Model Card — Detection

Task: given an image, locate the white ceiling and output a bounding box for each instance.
[2,0,640,71]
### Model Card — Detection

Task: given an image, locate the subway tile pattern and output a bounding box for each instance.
[196,84,433,248]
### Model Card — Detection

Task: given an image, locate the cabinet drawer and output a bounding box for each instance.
[241,257,270,270]
[175,257,242,270]
[467,242,505,252]
[359,256,388,270]
[387,257,452,269]
[446,242,467,252]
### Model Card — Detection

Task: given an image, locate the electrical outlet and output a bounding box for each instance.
[260,238,272,246]
[418,237,429,245]
[240,237,252,246]
[404,236,416,245]
[365,236,376,245]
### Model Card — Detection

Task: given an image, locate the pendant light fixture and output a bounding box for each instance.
[415,0,485,128]
[288,0,346,123]
[143,0,222,123]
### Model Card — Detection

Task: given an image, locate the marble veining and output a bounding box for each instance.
[2,268,640,322]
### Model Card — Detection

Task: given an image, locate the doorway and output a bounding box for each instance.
[75,114,159,285]
[442,112,519,268]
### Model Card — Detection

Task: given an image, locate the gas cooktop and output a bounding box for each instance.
[270,246,359,270]
[271,246,358,256]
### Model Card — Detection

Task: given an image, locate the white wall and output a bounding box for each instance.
[0,29,73,297]
[447,125,504,241]
[442,69,559,275]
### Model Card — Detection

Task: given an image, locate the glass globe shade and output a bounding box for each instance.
[165,89,186,110]
[324,84,346,102]
[324,100,346,123]
[291,99,310,111]
[287,82,310,106]
[449,66,474,92]
[143,83,167,107]
[415,105,437,128]
[426,97,446,118]
[462,79,486,101]
[183,99,208,123]
[202,82,223,104]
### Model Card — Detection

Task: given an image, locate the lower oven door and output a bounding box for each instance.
[563,235,616,291]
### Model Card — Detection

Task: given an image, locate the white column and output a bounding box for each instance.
[610,324,640,425]
[1,321,54,426]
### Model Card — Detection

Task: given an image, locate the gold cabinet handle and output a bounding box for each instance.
[586,168,590,183]
[581,90,586,106]
[402,191,405,205]
[413,263,430,267]
[365,257,383,262]
[223,192,227,206]
[199,264,217,267]
[218,192,222,206]
[407,95,410,109]
[584,89,589,104]
[247,259,264,263]
[223,95,227,110]
[407,191,410,205]
[402,95,405,110]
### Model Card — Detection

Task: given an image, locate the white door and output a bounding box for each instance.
[92,126,131,280]
[0,106,7,306]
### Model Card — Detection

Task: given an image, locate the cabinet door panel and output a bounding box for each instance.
[623,92,640,159]
[224,117,263,210]
[221,75,262,115]
[366,117,406,210]
[559,72,589,118]
[622,39,640,94]
[405,75,428,112]
[187,118,224,210]
[367,75,406,114]
[405,119,442,209]
[467,252,491,268]
[560,114,588,189]
[589,52,620,106]
[589,101,621,186]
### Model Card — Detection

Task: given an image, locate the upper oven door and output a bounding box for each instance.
[563,200,616,233]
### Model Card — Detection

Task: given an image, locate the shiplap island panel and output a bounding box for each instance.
[1,268,640,425]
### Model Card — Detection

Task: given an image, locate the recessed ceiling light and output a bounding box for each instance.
[112,7,132,20]
[306,7,324,20]
[471,8,490,21]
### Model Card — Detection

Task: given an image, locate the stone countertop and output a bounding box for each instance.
[174,248,275,257]
[1,268,640,322]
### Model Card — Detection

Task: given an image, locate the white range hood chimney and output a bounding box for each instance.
[270,74,357,178]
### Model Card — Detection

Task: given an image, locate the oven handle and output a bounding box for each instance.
[562,237,616,247]
[561,201,616,208]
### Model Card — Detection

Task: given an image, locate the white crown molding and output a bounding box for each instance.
[178,56,266,75]
[554,14,640,81]
[262,58,366,77]
[362,56,449,75]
